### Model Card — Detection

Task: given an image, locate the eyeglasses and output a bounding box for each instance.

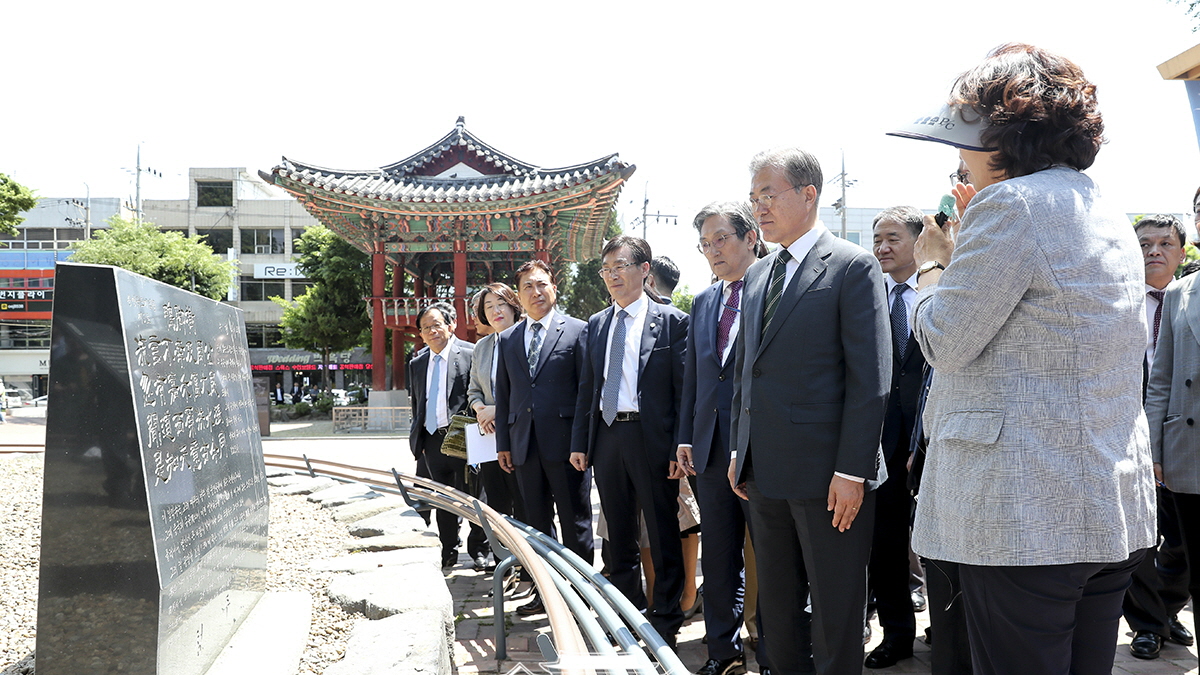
[697,232,736,254]
[597,262,638,278]
[748,184,802,210]
[950,171,971,186]
[419,322,449,334]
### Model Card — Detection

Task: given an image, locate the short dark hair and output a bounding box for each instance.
[1135,214,1187,248]
[601,235,652,265]
[514,259,556,287]
[952,43,1104,179]
[474,282,523,327]
[650,256,680,295]
[1180,260,1200,278]
[872,206,925,240]
[416,301,456,327]
[749,148,823,200]
[693,201,768,258]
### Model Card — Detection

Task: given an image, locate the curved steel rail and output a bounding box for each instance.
[263,452,689,675]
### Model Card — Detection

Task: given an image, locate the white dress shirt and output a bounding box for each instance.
[523,307,557,356]
[425,336,456,429]
[780,222,828,288]
[601,292,650,413]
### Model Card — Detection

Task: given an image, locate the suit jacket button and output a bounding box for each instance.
[1189,418,1195,426]
[753,369,762,378]
[745,407,751,414]
[1188,379,1194,387]
[527,407,532,412]
[718,374,725,381]
[531,383,536,388]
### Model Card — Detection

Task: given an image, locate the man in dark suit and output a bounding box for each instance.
[730,148,890,675]
[864,206,928,668]
[677,201,771,675]
[571,235,689,647]
[1125,214,1193,659]
[495,259,592,615]
[407,301,476,569]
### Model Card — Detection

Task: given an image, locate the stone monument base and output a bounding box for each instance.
[205,591,311,675]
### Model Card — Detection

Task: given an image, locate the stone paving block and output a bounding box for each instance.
[330,496,410,523]
[312,547,440,573]
[327,565,453,623]
[273,476,338,495]
[307,482,381,507]
[322,610,451,675]
[345,530,440,551]
[266,474,307,487]
[349,507,429,537]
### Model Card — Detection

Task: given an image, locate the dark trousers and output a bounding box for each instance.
[867,447,916,642]
[747,479,871,675]
[419,429,469,555]
[593,419,685,639]
[478,460,527,525]
[514,434,594,563]
[697,457,754,661]
[958,549,1145,675]
[923,558,972,675]
[1123,486,1190,637]
[1170,491,1200,626]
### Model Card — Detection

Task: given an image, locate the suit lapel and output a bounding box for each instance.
[594,307,615,376]
[508,322,532,384]
[640,302,662,373]
[759,236,830,354]
[531,316,565,379]
[1183,280,1200,344]
[703,287,722,368]
[741,259,769,356]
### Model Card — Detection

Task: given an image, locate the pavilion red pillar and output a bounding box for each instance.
[371,249,387,391]
[535,237,549,263]
[453,241,468,340]
[391,261,405,390]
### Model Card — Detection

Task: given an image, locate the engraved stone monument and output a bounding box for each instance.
[36,263,268,675]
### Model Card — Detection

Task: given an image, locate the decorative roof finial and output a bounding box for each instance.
[456,116,465,129]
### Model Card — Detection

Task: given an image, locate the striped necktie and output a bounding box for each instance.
[602,309,629,426]
[891,283,909,362]
[761,249,792,338]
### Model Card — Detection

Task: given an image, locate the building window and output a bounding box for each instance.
[291,226,307,250]
[0,321,51,349]
[239,277,285,301]
[245,323,283,348]
[198,228,233,254]
[196,181,233,207]
[291,279,315,297]
[241,229,285,255]
[56,228,85,241]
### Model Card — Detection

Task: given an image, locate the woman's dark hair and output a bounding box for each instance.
[952,43,1104,179]
[474,282,522,327]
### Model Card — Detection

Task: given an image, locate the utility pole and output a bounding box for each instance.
[126,145,162,221]
[65,184,91,240]
[828,151,857,240]
[636,183,677,240]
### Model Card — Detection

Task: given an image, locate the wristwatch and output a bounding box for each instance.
[917,260,945,278]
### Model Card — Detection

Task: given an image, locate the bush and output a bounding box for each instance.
[293,401,312,416]
[313,394,335,414]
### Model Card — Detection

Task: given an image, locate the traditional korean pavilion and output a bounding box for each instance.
[260,117,635,391]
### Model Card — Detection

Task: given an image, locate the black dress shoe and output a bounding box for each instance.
[516,595,545,616]
[472,554,490,572]
[911,589,928,612]
[696,655,746,675]
[1130,631,1163,659]
[1169,616,1195,646]
[864,639,914,669]
[441,549,458,568]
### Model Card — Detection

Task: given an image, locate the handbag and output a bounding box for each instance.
[439,411,474,460]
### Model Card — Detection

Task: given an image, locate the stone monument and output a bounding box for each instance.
[36,263,269,675]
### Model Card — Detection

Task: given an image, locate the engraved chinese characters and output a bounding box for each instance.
[36,263,268,675]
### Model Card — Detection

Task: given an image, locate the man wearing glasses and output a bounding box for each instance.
[571,235,690,648]
[677,201,773,675]
[407,302,476,568]
[730,148,890,675]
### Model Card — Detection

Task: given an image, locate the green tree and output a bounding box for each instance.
[0,174,38,237]
[557,209,622,319]
[71,216,235,299]
[671,286,694,314]
[271,225,373,388]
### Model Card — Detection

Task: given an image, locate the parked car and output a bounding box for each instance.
[27,395,48,407]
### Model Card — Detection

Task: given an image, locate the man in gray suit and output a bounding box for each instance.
[730,148,891,675]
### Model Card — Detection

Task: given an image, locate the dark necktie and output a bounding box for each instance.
[1149,290,1165,348]
[602,309,629,426]
[761,249,793,338]
[527,322,543,377]
[891,283,909,362]
[425,353,441,434]
[717,280,744,358]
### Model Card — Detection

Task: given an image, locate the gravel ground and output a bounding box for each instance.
[0,453,360,674]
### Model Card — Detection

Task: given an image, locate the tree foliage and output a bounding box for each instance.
[0,174,38,237]
[71,216,235,299]
[557,209,622,319]
[272,225,372,387]
[671,286,694,314]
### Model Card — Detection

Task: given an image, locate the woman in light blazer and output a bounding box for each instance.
[467,283,527,532]
[892,43,1156,675]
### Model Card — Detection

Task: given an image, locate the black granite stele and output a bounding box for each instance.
[36,263,268,675]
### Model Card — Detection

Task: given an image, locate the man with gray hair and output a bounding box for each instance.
[678,201,774,675]
[730,148,890,675]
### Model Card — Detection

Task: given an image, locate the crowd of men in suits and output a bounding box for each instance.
[405,145,1200,675]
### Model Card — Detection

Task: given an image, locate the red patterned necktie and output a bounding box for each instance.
[717,280,743,358]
